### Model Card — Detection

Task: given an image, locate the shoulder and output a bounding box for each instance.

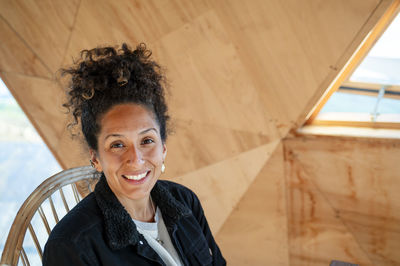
[156,180,199,202]
[47,193,103,242]
[155,179,204,217]
[157,179,195,194]
[44,193,104,265]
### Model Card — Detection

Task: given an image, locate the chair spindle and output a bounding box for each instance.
[71,183,81,204]
[28,224,43,260]
[59,187,70,212]
[48,196,59,223]
[20,247,30,266]
[37,206,51,235]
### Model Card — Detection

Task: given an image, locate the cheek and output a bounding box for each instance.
[147,146,164,164]
[99,152,123,171]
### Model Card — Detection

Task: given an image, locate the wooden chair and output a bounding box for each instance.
[0,166,100,266]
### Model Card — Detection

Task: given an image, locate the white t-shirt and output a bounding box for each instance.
[133,208,183,266]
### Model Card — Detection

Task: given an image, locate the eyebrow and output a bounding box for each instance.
[104,128,158,141]
[140,127,158,135]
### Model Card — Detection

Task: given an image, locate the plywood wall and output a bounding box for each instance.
[1,0,398,264]
[283,135,400,266]
[0,0,387,170]
[216,143,289,265]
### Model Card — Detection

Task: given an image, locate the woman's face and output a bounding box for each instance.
[90,103,167,202]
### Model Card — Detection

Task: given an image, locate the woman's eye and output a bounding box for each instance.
[142,138,154,145]
[110,143,124,148]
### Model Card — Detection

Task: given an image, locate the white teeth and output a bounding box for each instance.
[124,172,148,180]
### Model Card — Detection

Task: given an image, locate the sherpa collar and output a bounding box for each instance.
[94,175,190,250]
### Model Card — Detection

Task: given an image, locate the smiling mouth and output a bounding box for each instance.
[122,171,150,181]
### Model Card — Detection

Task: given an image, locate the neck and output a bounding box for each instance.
[117,195,155,222]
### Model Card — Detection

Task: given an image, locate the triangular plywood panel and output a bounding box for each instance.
[0,0,80,73]
[216,143,289,266]
[0,20,49,77]
[151,9,278,136]
[164,119,271,177]
[63,0,211,59]
[169,141,280,233]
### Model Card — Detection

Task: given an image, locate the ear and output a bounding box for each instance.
[89,149,103,172]
[162,143,167,161]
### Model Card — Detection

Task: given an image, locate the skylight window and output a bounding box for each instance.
[307,6,400,129]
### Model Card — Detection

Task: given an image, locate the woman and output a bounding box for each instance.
[43,44,226,265]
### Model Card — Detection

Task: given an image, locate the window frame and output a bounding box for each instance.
[305,0,400,130]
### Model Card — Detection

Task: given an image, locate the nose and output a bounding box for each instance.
[125,145,144,166]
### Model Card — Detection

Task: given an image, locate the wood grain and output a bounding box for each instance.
[0,19,49,77]
[284,135,400,265]
[216,143,289,266]
[211,0,381,136]
[170,141,280,233]
[164,118,271,178]
[0,1,396,264]
[0,0,80,73]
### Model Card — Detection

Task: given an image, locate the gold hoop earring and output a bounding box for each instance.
[90,160,95,168]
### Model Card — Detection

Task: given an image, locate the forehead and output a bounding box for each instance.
[99,104,159,135]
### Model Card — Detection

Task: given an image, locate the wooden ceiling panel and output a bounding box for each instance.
[0,19,49,77]
[211,0,381,136]
[164,119,271,177]
[0,0,388,169]
[170,141,279,233]
[216,143,289,266]
[0,1,396,264]
[63,0,211,64]
[152,10,278,136]
[0,0,80,73]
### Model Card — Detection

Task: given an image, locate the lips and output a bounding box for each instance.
[122,171,150,181]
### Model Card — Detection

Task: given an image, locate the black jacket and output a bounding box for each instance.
[43,176,226,265]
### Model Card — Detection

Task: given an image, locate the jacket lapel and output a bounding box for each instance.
[94,176,139,250]
[94,175,191,250]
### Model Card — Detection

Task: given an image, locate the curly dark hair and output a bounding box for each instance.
[62,43,169,151]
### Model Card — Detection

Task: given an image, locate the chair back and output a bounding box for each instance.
[0,166,100,266]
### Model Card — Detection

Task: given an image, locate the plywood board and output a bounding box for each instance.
[170,140,280,233]
[211,0,382,136]
[284,136,400,222]
[63,0,211,64]
[216,143,289,266]
[284,142,373,265]
[0,0,386,170]
[0,19,49,77]
[0,0,80,73]
[341,210,400,266]
[164,118,271,178]
[152,9,278,137]
[284,135,400,265]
